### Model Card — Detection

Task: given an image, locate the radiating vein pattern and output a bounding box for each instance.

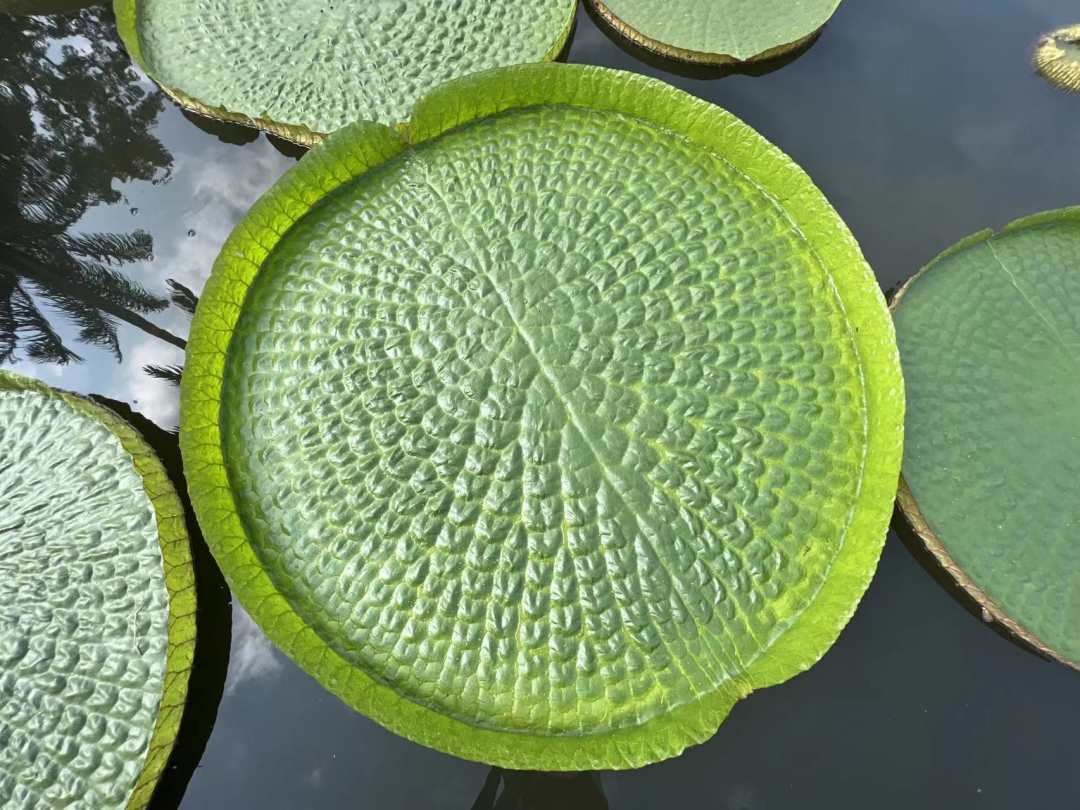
[221,105,869,735]
[0,390,169,808]
[136,0,574,130]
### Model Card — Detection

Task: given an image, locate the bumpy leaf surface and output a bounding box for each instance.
[894,209,1080,669]
[180,64,903,769]
[590,0,840,62]
[0,372,195,809]
[1034,24,1080,94]
[115,0,575,139]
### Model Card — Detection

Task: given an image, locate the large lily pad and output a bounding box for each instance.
[1034,24,1080,94]
[588,0,840,64]
[893,208,1080,670]
[180,63,903,769]
[113,0,576,145]
[0,371,196,808]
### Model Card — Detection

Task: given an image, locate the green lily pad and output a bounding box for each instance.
[180,63,903,769]
[893,208,1080,671]
[588,0,839,64]
[1034,24,1080,94]
[113,0,576,145]
[0,371,196,808]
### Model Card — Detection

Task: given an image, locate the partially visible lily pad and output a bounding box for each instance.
[893,208,1080,671]
[0,371,196,808]
[588,0,839,64]
[180,62,903,770]
[114,0,577,145]
[1034,24,1080,93]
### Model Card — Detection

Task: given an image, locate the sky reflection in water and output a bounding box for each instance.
[2,0,1079,807]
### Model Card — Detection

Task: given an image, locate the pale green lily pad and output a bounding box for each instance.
[894,208,1080,671]
[180,63,903,769]
[1034,24,1080,93]
[113,0,576,145]
[589,0,839,64]
[0,371,196,808]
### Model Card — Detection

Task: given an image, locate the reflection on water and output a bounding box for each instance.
[0,5,185,364]
[472,769,609,810]
[2,0,1080,807]
[143,279,197,387]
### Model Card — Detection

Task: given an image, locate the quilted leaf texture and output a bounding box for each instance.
[0,371,196,809]
[180,64,904,769]
[894,208,1080,671]
[588,0,841,64]
[113,0,576,144]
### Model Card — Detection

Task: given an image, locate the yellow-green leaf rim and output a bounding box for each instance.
[0,371,196,808]
[179,63,903,769]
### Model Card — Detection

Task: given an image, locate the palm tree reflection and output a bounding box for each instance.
[0,5,185,365]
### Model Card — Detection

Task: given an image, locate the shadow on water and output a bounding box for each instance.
[266,133,308,161]
[90,396,233,810]
[179,105,308,161]
[582,0,820,80]
[471,769,608,810]
[0,4,185,366]
[179,108,260,148]
[552,16,578,64]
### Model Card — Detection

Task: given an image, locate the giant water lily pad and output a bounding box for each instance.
[588,0,840,64]
[180,63,903,769]
[1034,24,1080,94]
[0,371,195,808]
[893,208,1080,670]
[113,0,576,145]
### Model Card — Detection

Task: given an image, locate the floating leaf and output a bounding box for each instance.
[1034,24,1080,93]
[180,63,903,769]
[893,208,1080,671]
[0,371,196,808]
[113,0,577,145]
[588,0,839,64]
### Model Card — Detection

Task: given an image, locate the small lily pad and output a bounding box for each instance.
[0,371,196,808]
[180,63,903,769]
[1034,24,1080,93]
[113,0,576,145]
[588,0,839,64]
[893,208,1080,670]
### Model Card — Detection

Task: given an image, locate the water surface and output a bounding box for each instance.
[2,1,1078,807]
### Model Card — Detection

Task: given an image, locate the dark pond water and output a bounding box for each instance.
[3,0,1079,807]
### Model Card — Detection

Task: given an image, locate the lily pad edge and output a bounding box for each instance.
[178,62,904,770]
[890,206,1080,673]
[112,0,578,147]
[587,0,836,65]
[1033,24,1080,94]
[0,370,197,810]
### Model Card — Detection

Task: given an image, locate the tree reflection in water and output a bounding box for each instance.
[0,3,185,366]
